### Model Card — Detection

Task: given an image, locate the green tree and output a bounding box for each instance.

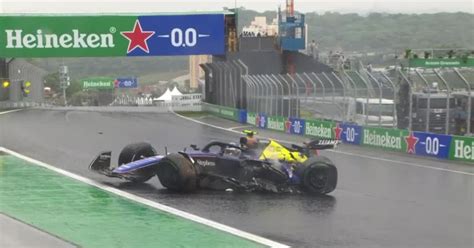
[66,80,83,98]
[43,72,60,92]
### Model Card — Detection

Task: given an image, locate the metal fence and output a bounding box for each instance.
[243,70,398,127]
[242,68,473,135]
[201,59,248,109]
[110,93,202,112]
[399,68,472,135]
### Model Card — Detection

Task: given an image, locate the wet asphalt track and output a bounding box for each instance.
[1,109,473,248]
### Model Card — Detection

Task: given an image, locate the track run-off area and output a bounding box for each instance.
[1,109,473,248]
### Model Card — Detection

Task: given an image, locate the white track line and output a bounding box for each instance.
[0,147,289,248]
[331,149,474,176]
[174,112,474,176]
[229,125,252,130]
[0,109,23,115]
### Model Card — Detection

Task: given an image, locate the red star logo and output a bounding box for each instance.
[285,119,292,133]
[405,132,419,154]
[334,123,343,140]
[121,20,155,54]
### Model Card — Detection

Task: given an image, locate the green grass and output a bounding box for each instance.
[0,155,266,248]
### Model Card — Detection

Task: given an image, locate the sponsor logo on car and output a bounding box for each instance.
[195,160,216,167]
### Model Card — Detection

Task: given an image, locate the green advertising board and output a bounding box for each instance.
[217,107,238,121]
[267,116,286,132]
[0,14,225,57]
[81,77,115,89]
[204,103,220,115]
[305,119,336,139]
[362,127,409,152]
[0,16,135,57]
[449,136,474,162]
[408,58,474,68]
[203,103,238,122]
[247,112,257,125]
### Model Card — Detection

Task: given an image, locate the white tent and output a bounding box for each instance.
[170,86,183,96]
[154,88,173,102]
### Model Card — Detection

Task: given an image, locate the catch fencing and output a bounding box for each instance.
[242,68,473,136]
[243,71,398,128]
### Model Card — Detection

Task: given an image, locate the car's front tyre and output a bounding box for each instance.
[118,142,157,183]
[156,154,197,192]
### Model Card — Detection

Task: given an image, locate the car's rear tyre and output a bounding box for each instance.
[156,154,197,192]
[118,142,157,183]
[302,156,337,194]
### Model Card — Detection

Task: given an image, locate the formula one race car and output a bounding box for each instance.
[89,131,338,194]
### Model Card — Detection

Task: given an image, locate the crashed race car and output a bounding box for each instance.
[89,131,338,194]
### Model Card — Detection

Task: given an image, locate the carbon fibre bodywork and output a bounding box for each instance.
[89,139,338,194]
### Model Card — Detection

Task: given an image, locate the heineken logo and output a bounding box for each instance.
[5,29,115,49]
[209,107,220,113]
[404,132,419,154]
[0,14,225,57]
[81,77,115,89]
[247,114,256,125]
[333,123,343,140]
[83,80,112,88]
[268,118,284,131]
[120,20,155,54]
[306,123,332,138]
[4,19,154,53]
[220,109,235,117]
[364,130,402,149]
[453,140,473,160]
[285,120,292,133]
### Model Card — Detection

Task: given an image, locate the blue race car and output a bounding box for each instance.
[89,135,338,194]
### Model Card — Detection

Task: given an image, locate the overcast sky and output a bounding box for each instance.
[0,0,472,14]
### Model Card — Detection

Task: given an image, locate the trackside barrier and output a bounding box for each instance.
[202,102,247,123]
[450,136,474,162]
[361,127,409,153]
[205,105,473,163]
[0,101,50,109]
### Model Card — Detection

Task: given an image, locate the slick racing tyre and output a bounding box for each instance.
[156,154,197,192]
[118,142,157,183]
[302,156,337,194]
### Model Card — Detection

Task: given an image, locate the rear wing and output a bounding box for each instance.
[284,139,339,159]
[290,139,339,154]
[304,139,340,150]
